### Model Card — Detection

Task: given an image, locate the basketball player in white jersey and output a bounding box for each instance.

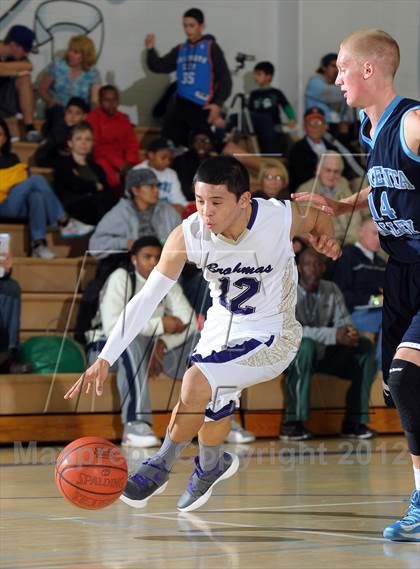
[65,156,341,512]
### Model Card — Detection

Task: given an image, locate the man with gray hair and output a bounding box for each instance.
[296,151,363,244]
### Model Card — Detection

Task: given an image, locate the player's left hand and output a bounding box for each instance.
[64,358,110,399]
[308,234,341,260]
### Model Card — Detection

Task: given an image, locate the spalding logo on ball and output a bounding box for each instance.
[55,437,128,509]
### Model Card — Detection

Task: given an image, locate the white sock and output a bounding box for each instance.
[413,466,420,491]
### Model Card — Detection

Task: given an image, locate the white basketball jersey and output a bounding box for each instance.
[183,198,301,355]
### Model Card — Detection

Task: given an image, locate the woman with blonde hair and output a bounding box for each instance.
[39,35,101,118]
[254,159,290,200]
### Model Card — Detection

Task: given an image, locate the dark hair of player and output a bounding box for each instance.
[193,156,250,200]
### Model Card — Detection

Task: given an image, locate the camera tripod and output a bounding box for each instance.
[228,93,260,155]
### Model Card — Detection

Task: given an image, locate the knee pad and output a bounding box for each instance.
[388,358,420,455]
[205,400,235,421]
[382,379,396,408]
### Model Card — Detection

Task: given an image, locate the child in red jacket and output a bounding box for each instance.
[87,85,140,195]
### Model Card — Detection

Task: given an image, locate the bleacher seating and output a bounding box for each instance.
[241,372,398,437]
[6,116,160,159]
[12,141,38,164]
[3,223,90,258]
[0,371,182,442]
[0,120,401,444]
[0,218,400,442]
[134,125,161,148]
[12,256,95,293]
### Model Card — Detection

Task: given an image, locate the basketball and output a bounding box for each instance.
[55,436,128,510]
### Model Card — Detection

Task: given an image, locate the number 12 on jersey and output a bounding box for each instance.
[219,277,261,315]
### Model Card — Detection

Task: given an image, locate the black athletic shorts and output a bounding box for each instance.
[382,258,420,383]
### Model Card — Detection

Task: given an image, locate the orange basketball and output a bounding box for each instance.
[55,436,128,510]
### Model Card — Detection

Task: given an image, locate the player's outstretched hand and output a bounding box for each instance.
[308,234,341,260]
[64,358,110,399]
[291,192,339,216]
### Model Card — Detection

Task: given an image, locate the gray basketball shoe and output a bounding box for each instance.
[120,458,169,508]
[177,452,239,513]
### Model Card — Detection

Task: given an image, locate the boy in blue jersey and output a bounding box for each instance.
[145,8,232,147]
[293,29,420,542]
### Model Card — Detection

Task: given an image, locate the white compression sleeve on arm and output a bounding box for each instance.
[98,268,176,366]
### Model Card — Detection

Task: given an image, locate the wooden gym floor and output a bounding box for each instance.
[1,436,419,569]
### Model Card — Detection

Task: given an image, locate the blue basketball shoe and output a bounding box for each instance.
[120,458,170,508]
[177,452,239,513]
[383,490,420,541]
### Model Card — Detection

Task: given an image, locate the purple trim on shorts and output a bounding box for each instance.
[205,400,236,420]
[190,334,275,364]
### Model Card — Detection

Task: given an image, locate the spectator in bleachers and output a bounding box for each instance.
[38,35,101,123]
[134,138,187,215]
[295,151,363,244]
[87,236,197,447]
[249,61,296,155]
[253,159,290,200]
[0,25,41,142]
[292,236,308,260]
[89,167,180,260]
[87,85,140,196]
[332,217,386,366]
[170,131,217,325]
[288,107,364,192]
[145,7,232,146]
[0,251,32,373]
[305,53,354,141]
[0,118,93,259]
[54,122,116,225]
[76,168,180,345]
[281,248,377,441]
[172,129,216,201]
[34,96,88,168]
[332,218,386,312]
